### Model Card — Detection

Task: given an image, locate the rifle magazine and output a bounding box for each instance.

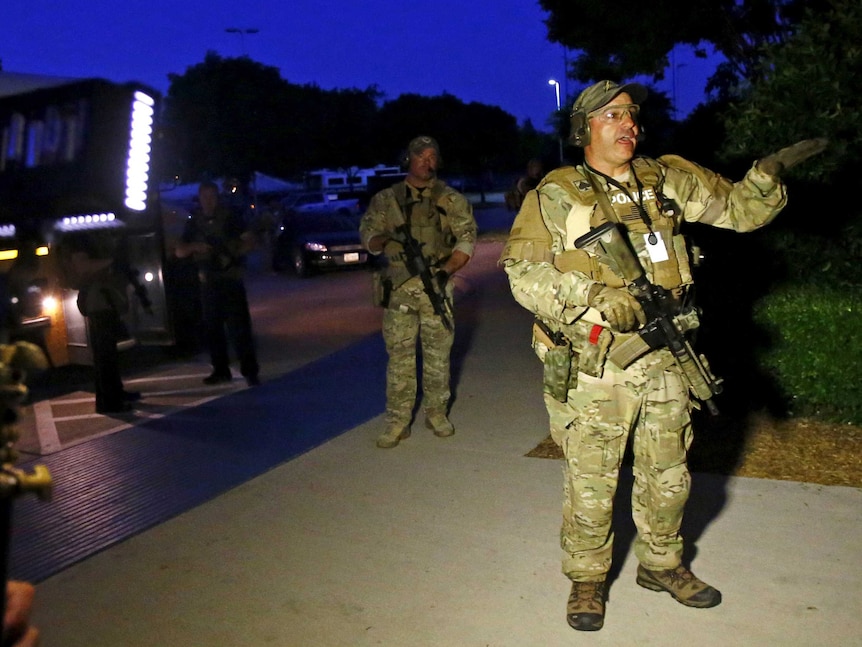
[607,333,652,369]
[533,322,577,402]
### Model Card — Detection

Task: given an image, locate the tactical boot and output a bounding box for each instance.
[203,370,232,385]
[636,565,722,608]
[376,425,411,449]
[566,580,606,631]
[425,412,454,438]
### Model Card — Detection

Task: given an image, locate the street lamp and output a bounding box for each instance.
[225,27,259,55]
[548,79,563,164]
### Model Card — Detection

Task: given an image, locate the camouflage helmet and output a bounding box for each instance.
[569,80,648,147]
[402,135,442,168]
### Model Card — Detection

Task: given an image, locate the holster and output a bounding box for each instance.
[371,271,392,308]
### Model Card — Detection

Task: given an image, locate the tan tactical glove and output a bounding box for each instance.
[588,285,646,332]
[382,238,403,257]
[756,138,828,177]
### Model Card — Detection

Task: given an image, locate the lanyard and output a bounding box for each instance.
[584,162,657,244]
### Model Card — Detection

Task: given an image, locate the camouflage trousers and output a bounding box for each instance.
[382,276,454,428]
[545,348,693,582]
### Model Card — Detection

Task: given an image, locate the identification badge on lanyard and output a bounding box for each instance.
[645,232,669,263]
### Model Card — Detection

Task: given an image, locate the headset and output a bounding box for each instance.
[568,110,590,148]
[399,136,442,170]
[399,149,411,170]
[568,84,647,148]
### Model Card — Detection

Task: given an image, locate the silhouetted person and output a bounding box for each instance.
[62,231,140,414]
[175,181,260,386]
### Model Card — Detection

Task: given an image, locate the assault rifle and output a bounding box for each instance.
[114,258,153,315]
[127,267,153,315]
[575,222,723,415]
[204,235,242,272]
[393,224,454,331]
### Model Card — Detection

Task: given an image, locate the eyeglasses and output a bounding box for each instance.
[588,104,640,124]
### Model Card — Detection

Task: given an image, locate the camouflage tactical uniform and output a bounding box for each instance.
[360,178,476,438]
[501,155,787,583]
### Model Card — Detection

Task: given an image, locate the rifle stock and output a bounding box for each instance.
[575,222,723,415]
[393,224,454,331]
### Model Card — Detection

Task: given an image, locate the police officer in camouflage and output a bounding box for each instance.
[500,81,826,631]
[360,136,477,449]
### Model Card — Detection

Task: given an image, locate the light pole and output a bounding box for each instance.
[548,79,563,164]
[225,27,259,56]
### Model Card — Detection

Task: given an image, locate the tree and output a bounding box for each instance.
[538,0,828,96]
[162,53,386,181]
[515,119,558,170]
[162,52,291,183]
[374,93,521,176]
[162,53,528,183]
[720,0,862,182]
[278,83,382,174]
[718,0,862,293]
[316,86,383,169]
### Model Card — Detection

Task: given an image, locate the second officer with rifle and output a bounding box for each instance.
[360,136,477,449]
[176,181,260,387]
[500,80,826,632]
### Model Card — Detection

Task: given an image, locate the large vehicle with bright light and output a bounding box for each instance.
[0,72,173,366]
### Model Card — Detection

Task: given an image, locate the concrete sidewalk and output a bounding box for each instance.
[30,242,862,646]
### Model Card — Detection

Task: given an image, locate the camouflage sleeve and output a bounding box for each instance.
[358,190,393,252]
[503,258,595,324]
[442,190,477,257]
[660,155,788,232]
[501,186,597,323]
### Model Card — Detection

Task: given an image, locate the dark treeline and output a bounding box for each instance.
[158,52,560,186]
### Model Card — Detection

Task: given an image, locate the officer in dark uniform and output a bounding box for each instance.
[62,231,141,414]
[176,181,260,386]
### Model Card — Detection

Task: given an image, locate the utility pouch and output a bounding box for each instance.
[533,321,578,402]
[579,325,614,378]
[372,271,392,308]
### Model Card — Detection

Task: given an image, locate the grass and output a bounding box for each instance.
[526,410,862,488]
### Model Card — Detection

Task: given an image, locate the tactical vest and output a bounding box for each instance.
[385,181,456,289]
[547,157,694,292]
[186,206,244,277]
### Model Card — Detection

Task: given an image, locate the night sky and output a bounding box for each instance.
[4,1,719,130]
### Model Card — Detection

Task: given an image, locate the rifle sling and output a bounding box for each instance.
[585,170,622,227]
[582,171,650,369]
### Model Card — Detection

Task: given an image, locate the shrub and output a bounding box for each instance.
[753,284,862,424]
